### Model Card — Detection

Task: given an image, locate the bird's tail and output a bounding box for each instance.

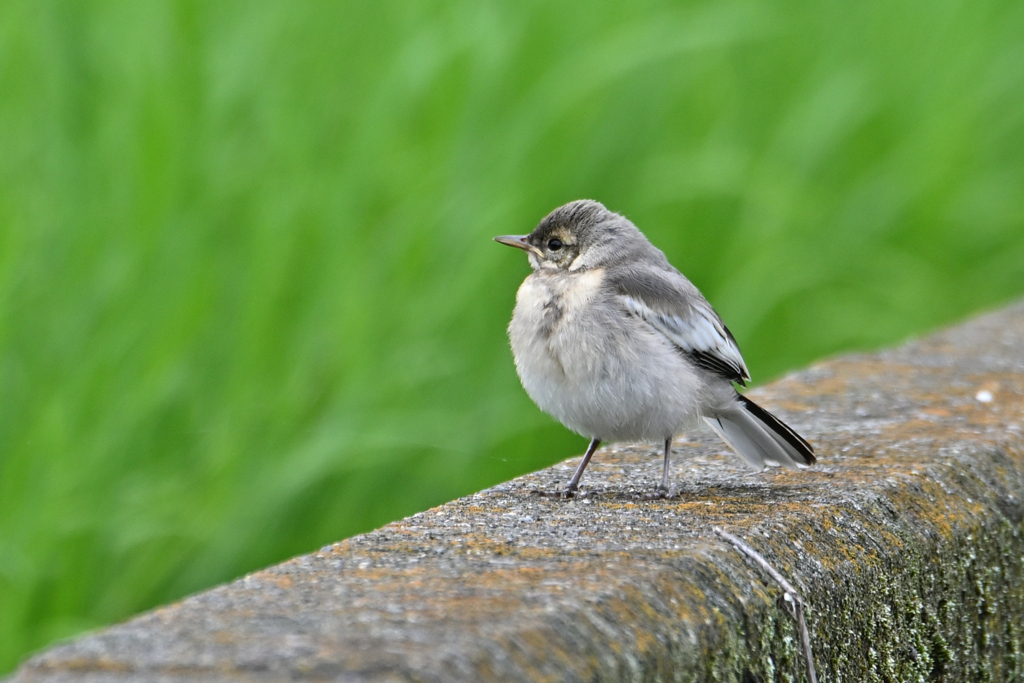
[704,393,815,470]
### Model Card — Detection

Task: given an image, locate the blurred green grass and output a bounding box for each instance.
[1,0,1023,672]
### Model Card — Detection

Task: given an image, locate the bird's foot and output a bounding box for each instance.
[531,484,584,499]
[644,484,677,500]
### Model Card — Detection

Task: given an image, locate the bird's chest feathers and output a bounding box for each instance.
[510,268,608,385]
[515,268,604,338]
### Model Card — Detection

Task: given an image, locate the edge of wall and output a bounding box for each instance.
[11,300,1024,682]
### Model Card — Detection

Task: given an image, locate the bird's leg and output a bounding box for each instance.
[564,438,601,496]
[659,438,676,496]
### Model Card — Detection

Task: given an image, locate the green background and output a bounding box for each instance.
[2,0,1023,673]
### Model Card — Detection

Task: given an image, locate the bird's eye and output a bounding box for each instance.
[547,238,563,251]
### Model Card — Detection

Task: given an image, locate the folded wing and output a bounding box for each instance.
[611,267,751,385]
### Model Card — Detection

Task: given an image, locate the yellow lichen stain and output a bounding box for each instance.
[603,502,640,510]
[59,657,133,673]
[212,631,236,645]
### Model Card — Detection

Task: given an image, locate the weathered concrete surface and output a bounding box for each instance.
[11,300,1024,682]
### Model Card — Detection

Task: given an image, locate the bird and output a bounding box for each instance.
[494,199,814,496]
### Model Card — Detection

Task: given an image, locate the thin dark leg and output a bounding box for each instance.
[660,438,673,492]
[564,438,601,495]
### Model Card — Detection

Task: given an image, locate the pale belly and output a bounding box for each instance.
[508,270,709,442]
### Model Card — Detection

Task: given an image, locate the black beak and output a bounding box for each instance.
[493,234,543,258]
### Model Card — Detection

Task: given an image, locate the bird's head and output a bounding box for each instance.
[494,199,651,272]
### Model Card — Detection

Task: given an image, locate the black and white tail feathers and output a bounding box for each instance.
[705,393,815,470]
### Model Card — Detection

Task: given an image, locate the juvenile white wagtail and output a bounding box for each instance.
[495,199,814,495]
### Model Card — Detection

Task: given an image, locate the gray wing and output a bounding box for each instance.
[608,266,751,385]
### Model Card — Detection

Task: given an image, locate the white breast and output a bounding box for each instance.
[508,268,710,442]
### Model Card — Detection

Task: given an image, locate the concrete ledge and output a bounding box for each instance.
[11,300,1024,682]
